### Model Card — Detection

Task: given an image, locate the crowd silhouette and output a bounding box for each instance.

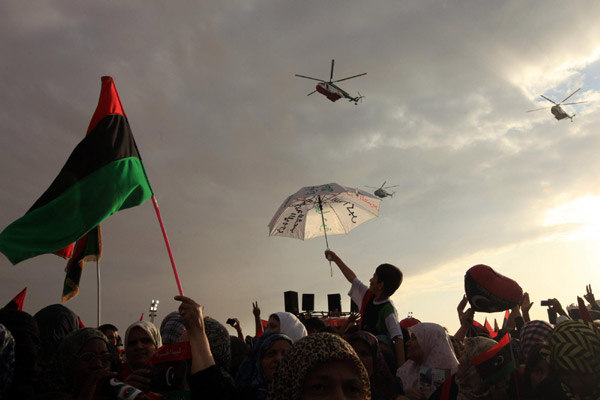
[1,251,600,399]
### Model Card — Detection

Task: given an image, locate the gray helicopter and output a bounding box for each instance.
[366,182,399,199]
[527,88,586,122]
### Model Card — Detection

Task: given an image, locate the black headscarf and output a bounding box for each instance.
[34,305,79,364]
[0,309,41,399]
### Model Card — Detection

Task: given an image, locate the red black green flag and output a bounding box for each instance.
[3,287,27,310]
[0,76,152,265]
[472,333,519,385]
[61,225,102,303]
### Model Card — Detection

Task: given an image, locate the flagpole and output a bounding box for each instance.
[507,333,521,400]
[151,195,184,296]
[96,260,101,326]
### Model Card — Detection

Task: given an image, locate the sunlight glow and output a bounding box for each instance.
[544,195,600,243]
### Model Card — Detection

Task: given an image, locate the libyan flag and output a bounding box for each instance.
[3,287,27,311]
[0,76,153,265]
[61,225,102,303]
[472,333,519,385]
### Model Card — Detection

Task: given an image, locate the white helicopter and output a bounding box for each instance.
[366,182,399,199]
[527,88,586,122]
[295,60,366,105]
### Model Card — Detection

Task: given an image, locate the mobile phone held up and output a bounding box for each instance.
[226,318,236,326]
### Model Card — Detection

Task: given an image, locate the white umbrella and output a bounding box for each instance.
[268,183,381,273]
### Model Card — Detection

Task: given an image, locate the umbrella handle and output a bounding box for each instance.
[326,248,333,277]
[319,195,333,278]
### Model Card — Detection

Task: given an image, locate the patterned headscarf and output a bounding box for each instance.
[520,320,553,362]
[124,320,162,351]
[0,309,40,398]
[542,320,600,374]
[541,320,600,400]
[235,332,292,400]
[272,312,307,340]
[0,324,16,397]
[267,332,371,400]
[160,311,186,345]
[204,316,231,370]
[397,322,459,391]
[456,337,509,400]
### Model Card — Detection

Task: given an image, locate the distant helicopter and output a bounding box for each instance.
[366,182,399,199]
[527,88,586,122]
[295,60,366,105]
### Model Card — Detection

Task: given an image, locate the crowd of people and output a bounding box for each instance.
[1,250,600,399]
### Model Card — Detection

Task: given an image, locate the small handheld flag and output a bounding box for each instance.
[3,287,27,311]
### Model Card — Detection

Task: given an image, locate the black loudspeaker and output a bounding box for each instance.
[284,291,299,314]
[302,294,315,311]
[350,299,359,312]
[328,294,342,312]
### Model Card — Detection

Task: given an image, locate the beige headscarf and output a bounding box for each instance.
[456,337,509,400]
[396,322,459,391]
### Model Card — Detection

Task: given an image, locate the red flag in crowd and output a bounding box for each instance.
[3,287,27,311]
[472,334,518,385]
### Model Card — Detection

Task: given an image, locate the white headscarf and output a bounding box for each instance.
[273,312,307,341]
[396,322,459,391]
[124,320,163,349]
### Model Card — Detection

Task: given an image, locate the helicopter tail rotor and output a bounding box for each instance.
[352,92,365,105]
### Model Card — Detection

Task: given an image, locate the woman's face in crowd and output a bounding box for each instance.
[126,327,157,369]
[72,338,111,389]
[406,335,424,363]
[260,339,291,382]
[350,340,374,377]
[530,359,549,390]
[302,359,366,400]
[266,316,281,333]
[102,329,119,347]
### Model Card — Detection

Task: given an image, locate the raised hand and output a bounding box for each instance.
[252,301,261,317]
[457,295,468,321]
[347,312,361,324]
[585,284,597,305]
[548,298,568,316]
[232,318,242,332]
[461,308,474,326]
[175,295,205,334]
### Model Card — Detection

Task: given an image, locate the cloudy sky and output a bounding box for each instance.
[2,1,600,336]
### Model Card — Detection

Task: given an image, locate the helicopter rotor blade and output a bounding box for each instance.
[295,74,325,82]
[526,107,550,112]
[381,181,386,188]
[307,90,317,96]
[330,59,335,82]
[540,95,557,105]
[333,73,367,83]
[562,101,586,106]
[365,186,379,189]
[384,185,400,189]
[559,88,581,104]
